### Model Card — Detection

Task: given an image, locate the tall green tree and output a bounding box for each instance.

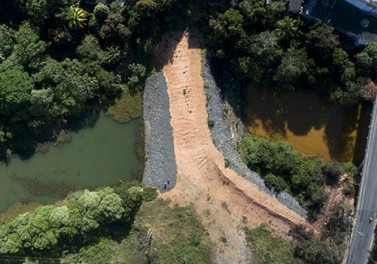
[275,16,299,42]
[9,22,47,72]
[305,23,339,65]
[356,42,377,78]
[66,6,87,30]
[0,25,18,62]
[0,68,33,119]
[273,47,308,92]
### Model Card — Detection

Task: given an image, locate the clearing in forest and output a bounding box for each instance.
[157,30,311,263]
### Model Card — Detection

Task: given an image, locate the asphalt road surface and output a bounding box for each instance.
[347,102,377,264]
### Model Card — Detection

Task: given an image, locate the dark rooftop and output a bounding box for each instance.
[327,0,377,44]
[289,0,304,13]
[301,0,377,46]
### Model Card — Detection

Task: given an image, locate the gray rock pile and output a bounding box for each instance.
[202,58,308,218]
[142,73,176,192]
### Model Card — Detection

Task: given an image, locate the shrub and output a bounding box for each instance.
[0,185,142,255]
[224,158,230,168]
[239,133,354,216]
[94,3,110,23]
[208,119,215,127]
[142,186,158,201]
[264,173,287,192]
[322,161,344,185]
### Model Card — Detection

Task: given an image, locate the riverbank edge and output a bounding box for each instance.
[142,72,177,192]
[202,57,308,218]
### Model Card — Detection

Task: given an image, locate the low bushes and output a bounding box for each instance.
[0,184,151,255]
[239,133,357,217]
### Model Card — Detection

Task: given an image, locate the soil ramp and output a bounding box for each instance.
[159,30,311,263]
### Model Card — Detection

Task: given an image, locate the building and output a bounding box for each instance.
[296,0,377,47]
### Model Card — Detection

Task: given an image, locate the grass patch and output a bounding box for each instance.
[61,198,212,264]
[137,199,212,264]
[106,87,142,123]
[245,225,296,264]
[62,238,116,264]
[141,186,158,201]
[224,158,230,168]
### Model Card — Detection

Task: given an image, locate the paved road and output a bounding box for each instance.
[347,101,377,264]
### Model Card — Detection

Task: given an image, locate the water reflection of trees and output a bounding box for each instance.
[242,86,371,163]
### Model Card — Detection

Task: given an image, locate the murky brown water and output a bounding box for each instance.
[243,87,371,163]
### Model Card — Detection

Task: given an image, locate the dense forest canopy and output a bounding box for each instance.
[206,0,377,103]
[0,0,209,159]
[1,0,376,160]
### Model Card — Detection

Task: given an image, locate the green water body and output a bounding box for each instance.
[0,112,141,213]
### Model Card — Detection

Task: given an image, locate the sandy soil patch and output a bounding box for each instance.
[158,30,311,263]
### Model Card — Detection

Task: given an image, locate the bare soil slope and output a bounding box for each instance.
[159,31,310,263]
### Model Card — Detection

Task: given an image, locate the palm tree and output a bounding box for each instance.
[275,16,299,41]
[66,6,87,30]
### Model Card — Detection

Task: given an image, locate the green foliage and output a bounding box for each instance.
[332,48,355,84]
[66,6,87,30]
[239,133,356,216]
[245,225,296,264]
[106,86,142,122]
[224,158,231,168]
[99,10,131,46]
[272,46,308,92]
[103,46,122,65]
[321,201,351,244]
[208,118,215,127]
[322,161,345,185]
[206,2,373,102]
[264,173,287,192]
[94,3,110,24]
[10,21,47,72]
[61,198,211,264]
[0,185,141,255]
[127,63,146,88]
[356,42,377,78]
[305,23,340,64]
[62,238,115,264]
[0,68,33,118]
[275,16,299,41]
[140,199,212,264]
[76,34,105,62]
[295,240,344,264]
[0,25,17,62]
[0,0,204,158]
[141,186,158,201]
[25,0,64,26]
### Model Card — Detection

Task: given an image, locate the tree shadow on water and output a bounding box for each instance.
[5,111,101,162]
[323,104,360,162]
[66,110,100,133]
[350,102,372,164]
[243,86,331,138]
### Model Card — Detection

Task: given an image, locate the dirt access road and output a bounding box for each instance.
[158,31,310,263]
